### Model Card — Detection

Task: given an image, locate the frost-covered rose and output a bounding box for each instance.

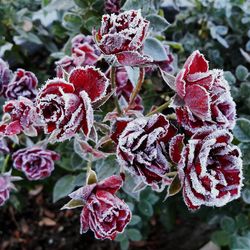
[12,147,60,180]
[94,10,152,66]
[104,0,120,14]
[37,66,109,142]
[0,171,21,206]
[0,97,38,136]
[178,129,243,210]
[69,175,131,240]
[156,45,174,73]
[116,114,177,191]
[116,67,143,111]
[6,69,38,100]
[55,56,76,78]
[0,58,12,97]
[173,50,236,134]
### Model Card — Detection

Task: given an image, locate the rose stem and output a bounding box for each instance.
[126,67,145,111]
[146,99,172,117]
[1,154,10,174]
[110,66,122,115]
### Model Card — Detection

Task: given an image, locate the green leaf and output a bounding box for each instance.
[233,118,250,142]
[239,143,250,165]
[231,235,250,250]
[242,188,250,204]
[63,13,82,31]
[220,216,235,233]
[224,71,236,85]
[235,214,248,230]
[236,65,249,81]
[143,37,167,61]
[120,239,129,250]
[138,200,153,217]
[115,232,127,242]
[61,199,85,210]
[127,229,142,241]
[167,174,182,197]
[125,66,140,87]
[146,14,170,32]
[240,82,250,99]
[129,215,141,226]
[53,175,76,203]
[211,230,231,246]
[74,0,89,8]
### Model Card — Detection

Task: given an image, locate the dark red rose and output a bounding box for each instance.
[0,58,12,98]
[0,97,38,136]
[173,50,236,134]
[6,69,38,100]
[116,114,177,191]
[104,0,120,14]
[12,147,60,180]
[115,67,143,111]
[69,175,131,240]
[94,10,152,66]
[37,66,109,142]
[178,129,243,210]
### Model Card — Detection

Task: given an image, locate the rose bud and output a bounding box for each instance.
[104,0,121,14]
[67,175,131,240]
[6,68,38,100]
[55,56,76,78]
[116,114,177,191]
[0,97,38,136]
[178,129,243,210]
[0,171,22,206]
[0,58,12,98]
[37,66,109,142]
[115,67,143,111]
[173,50,236,134]
[12,147,60,181]
[94,10,152,66]
[71,34,100,66]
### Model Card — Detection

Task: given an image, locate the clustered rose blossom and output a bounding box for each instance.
[0,58,12,97]
[0,97,38,136]
[0,171,21,206]
[37,66,109,142]
[178,130,243,210]
[173,50,236,134]
[68,175,131,240]
[6,68,38,100]
[56,34,100,77]
[115,67,143,111]
[12,147,60,180]
[116,114,177,191]
[94,10,152,66]
[104,0,120,14]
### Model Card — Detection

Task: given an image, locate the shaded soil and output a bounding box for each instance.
[0,189,214,250]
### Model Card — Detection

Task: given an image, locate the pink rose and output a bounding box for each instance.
[6,69,38,100]
[69,175,131,240]
[94,10,152,66]
[116,114,177,191]
[173,50,236,134]
[178,129,243,210]
[0,97,38,136]
[13,147,60,180]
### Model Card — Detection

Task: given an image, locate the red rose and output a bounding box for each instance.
[173,50,236,134]
[0,58,12,98]
[37,66,109,142]
[69,175,131,240]
[178,129,243,210]
[12,147,60,180]
[0,97,38,136]
[94,10,152,66]
[116,114,177,191]
[55,56,76,78]
[6,69,38,100]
